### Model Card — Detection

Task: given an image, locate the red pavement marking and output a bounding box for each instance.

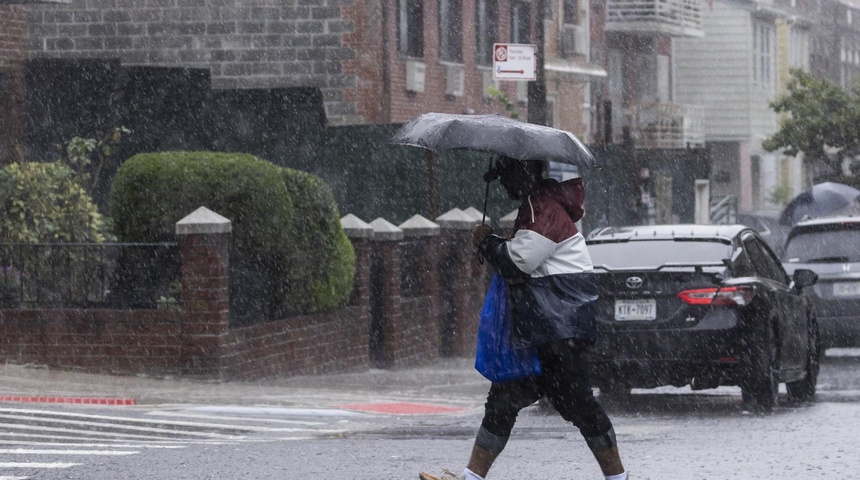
[337,402,466,415]
[0,396,135,406]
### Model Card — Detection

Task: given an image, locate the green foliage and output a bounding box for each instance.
[486,85,523,120]
[0,162,109,243]
[281,168,355,314]
[109,151,292,256]
[109,151,354,319]
[763,69,860,173]
[768,184,794,207]
[56,127,131,200]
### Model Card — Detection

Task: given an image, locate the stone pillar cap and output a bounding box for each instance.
[370,218,404,241]
[399,214,440,237]
[341,214,374,238]
[436,208,480,230]
[499,208,519,230]
[462,206,491,225]
[176,206,232,235]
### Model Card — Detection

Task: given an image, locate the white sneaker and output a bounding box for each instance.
[418,469,463,480]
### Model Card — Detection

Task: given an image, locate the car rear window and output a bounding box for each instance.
[783,227,860,263]
[587,240,733,269]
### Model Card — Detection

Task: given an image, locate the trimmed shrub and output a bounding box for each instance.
[0,162,109,243]
[281,168,355,314]
[109,151,354,321]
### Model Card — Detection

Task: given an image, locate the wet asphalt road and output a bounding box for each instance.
[1,351,858,479]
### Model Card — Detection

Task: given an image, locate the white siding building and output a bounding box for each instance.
[674,0,807,214]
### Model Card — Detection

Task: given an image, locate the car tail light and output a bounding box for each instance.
[677,286,755,306]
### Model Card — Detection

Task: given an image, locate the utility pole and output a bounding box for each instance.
[527,0,547,126]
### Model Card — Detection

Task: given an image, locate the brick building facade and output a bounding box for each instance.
[23,0,549,126]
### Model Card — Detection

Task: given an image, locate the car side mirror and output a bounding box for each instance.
[793,269,818,289]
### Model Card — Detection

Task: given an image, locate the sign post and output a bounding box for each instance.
[492,43,536,81]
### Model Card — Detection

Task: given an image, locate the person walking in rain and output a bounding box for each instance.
[419,156,628,480]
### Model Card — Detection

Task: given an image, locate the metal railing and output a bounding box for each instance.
[0,243,180,310]
[632,102,705,149]
[606,0,704,37]
[710,196,738,225]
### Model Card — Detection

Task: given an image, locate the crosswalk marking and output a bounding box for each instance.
[0,440,183,449]
[0,476,29,480]
[0,449,138,456]
[0,421,235,442]
[0,462,78,468]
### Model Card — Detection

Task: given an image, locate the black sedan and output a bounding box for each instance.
[586,224,819,411]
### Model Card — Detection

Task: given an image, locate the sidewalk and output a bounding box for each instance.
[0,358,490,414]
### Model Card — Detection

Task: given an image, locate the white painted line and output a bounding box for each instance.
[0,440,184,449]
[0,414,246,439]
[186,406,367,418]
[0,476,29,480]
[0,462,79,468]
[0,431,222,445]
[146,411,326,426]
[0,448,139,455]
[0,422,238,443]
[0,408,266,433]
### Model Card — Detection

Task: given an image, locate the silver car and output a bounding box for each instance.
[782,216,860,347]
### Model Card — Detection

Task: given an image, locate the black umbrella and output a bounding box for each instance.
[389,113,597,225]
[779,182,860,225]
[389,113,596,167]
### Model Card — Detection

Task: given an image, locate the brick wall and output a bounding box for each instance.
[25,0,362,125]
[0,5,27,164]
[25,0,538,126]
[0,208,485,380]
[0,309,182,374]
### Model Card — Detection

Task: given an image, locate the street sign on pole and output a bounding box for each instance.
[493,43,536,81]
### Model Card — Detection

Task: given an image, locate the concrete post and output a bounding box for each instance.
[176,207,231,378]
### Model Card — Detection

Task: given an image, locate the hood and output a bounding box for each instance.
[534,177,585,223]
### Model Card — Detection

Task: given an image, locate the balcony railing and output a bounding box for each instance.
[632,102,705,149]
[606,0,704,38]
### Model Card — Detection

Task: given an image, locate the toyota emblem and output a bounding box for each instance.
[626,276,643,289]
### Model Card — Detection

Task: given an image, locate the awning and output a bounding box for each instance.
[544,60,607,78]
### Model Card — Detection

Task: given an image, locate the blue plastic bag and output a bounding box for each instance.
[475,273,542,382]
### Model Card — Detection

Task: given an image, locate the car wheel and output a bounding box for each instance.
[787,319,820,403]
[741,322,779,413]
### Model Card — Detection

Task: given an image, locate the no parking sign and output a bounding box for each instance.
[493,43,536,81]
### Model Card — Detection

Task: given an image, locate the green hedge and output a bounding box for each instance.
[109,151,354,321]
[281,168,355,314]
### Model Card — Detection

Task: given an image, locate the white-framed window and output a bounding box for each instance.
[563,0,578,26]
[397,0,423,58]
[439,0,462,62]
[752,21,775,89]
[789,27,809,70]
[475,0,498,66]
[511,1,531,44]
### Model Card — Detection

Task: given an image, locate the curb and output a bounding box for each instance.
[0,396,136,406]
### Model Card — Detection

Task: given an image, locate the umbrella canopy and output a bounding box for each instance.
[388,113,596,168]
[779,182,860,225]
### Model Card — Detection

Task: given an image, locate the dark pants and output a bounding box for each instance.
[477,339,615,452]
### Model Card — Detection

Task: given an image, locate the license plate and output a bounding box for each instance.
[833,282,860,297]
[614,299,657,321]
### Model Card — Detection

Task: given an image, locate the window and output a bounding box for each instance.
[752,21,774,88]
[789,27,809,70]
[439,0,462,62]
[475,0,498,66]
[563,0,578,25]
[511,1,531,44]
[743,236,787,284]
[398,0,423,57]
